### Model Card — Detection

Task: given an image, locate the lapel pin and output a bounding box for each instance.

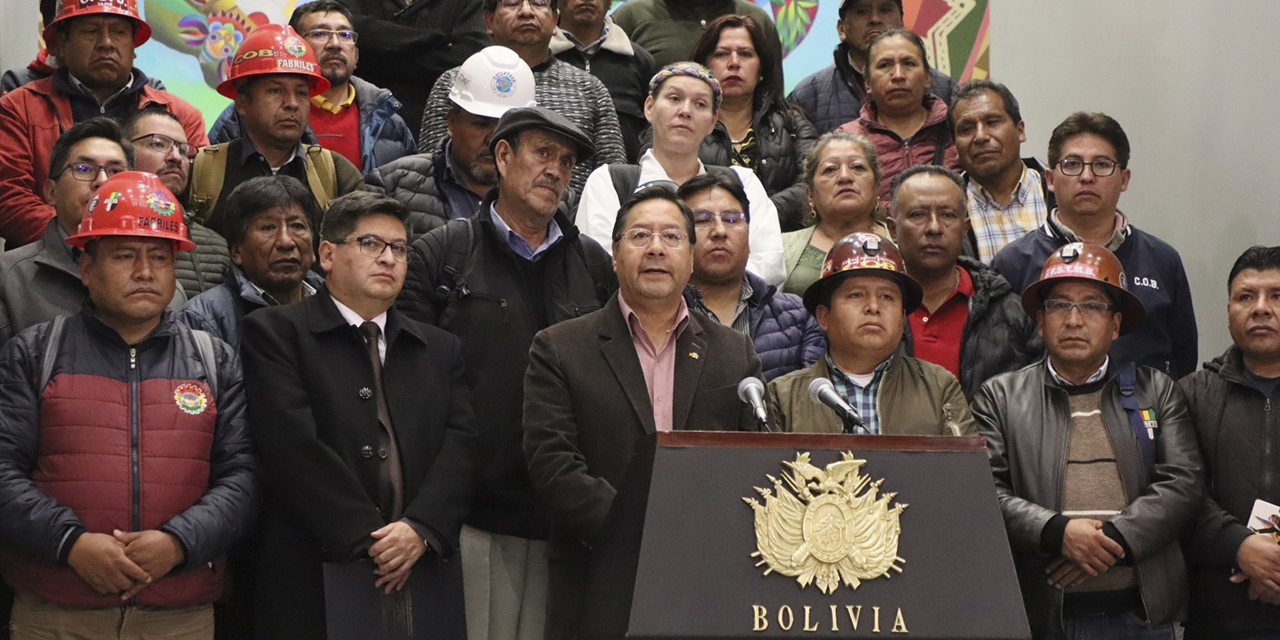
[689,352,699,359]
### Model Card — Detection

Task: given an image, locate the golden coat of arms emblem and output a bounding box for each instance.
[743,452,907,594]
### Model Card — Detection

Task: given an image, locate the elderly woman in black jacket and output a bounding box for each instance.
[688,15,818,232]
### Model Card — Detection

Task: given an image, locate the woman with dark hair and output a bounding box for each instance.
[837,28,959,205]
[688,15,818,232]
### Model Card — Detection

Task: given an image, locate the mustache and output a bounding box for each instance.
[321,53,348,64]
[533,176,560,190]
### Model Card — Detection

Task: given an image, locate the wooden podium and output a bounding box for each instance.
[579,431,1030,640]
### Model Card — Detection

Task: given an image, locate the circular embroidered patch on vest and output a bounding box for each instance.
[174,383,208,415]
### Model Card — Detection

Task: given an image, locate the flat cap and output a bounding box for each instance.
[489,107,595,160]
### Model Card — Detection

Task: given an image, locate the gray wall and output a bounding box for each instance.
[992,1,1279,365]
[0,3,41,78]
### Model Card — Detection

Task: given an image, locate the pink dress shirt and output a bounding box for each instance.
[618,294,690,432]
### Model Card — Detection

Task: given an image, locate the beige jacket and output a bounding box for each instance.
[765,350,974,435]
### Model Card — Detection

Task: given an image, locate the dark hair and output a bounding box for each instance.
[688,15,786,117]
[837,0,903,20]
[948,78,1022,135]
[1048,111,1130,169]
[289,0,355,31]
[889,164,965,216]
[676,170,751,222]
[221,176,322,248]
[866,28,931,76]
[1228,245,1280,289]
[322,192,411,243]
[119,105,182,139]
[41,0,57,25]
[484,0,559,14]
[48,117,133,178]
[611,183,697,246]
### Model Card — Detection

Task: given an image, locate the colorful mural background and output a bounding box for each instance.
[132,0,987,127]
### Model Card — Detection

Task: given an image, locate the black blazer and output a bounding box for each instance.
[242,288,477,640]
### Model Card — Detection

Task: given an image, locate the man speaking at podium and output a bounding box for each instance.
[524,184,761,640]
[765,231,974,436]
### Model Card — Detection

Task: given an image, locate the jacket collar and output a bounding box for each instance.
[229,264,324,307]
[595,292,709,433]
[550,17,635,57]
[859,92,949,131]
[305,283,429,349]
[350,75,402,119]
[1204,345,1256,386]
[33,219,82,280]
[78,302,180,346]
[478,187,580,245]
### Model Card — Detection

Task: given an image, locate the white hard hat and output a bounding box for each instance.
[449,46,537,119]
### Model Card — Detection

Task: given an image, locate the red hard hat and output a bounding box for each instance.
[44,0,152,48]
[1020,242,1145,335]
[802,232,924,314]
[67,172,196,252]
[216,23,330,99]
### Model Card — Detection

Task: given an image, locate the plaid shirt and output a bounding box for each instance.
[966,165,1049,262]
[826,353,893,434]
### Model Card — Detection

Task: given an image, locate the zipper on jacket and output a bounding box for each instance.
[1265,395,1274,498]
[129,347,141,532]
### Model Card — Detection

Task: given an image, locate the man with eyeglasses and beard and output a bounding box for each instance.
[974,242,1202,640]
[991,112,1198,379]
[524,183,761,640]
[122,106,231,297]
[0,118,185,344]
[209,1,417,176]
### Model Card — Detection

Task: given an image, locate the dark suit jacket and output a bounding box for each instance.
[242,288,477,640]
[523,293,761,637]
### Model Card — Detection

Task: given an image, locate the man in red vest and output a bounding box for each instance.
[0,172,255,639]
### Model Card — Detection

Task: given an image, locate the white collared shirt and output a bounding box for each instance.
[331,295,388,363]
[576,150,787,286]
[1046,356,1109,386]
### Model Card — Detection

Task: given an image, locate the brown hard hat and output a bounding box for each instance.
[803,232,923,314]
[1020,242,1145,335]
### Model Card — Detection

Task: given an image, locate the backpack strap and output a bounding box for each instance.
[38,315,67,397]
[303,145,337,208]
[190,328,219,398]
[1116,361,1155,474]
[608,164,641,204]
[430,218,477,313]
[189,145,229,224]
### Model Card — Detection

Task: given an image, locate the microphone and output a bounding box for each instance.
[737,377,771,431]
[807,378,868,434]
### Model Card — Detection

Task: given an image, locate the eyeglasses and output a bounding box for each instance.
[131,133,195,160]
[1042,299,1114,318]
[334,235,411,263]
[618,228,688,249]
[497,0,552,9]
[303,29,358,44]
[59,162,128,182]
[1057,158,1119,177]
[692,210,747,228]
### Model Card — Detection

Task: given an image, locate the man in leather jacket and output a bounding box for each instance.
[973,242,1202,639]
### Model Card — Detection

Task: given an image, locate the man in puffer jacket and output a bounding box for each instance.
[888,166,1039,399]
[1179,245,1280,639]
[680,172,825,380]
[0,172,254,637]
